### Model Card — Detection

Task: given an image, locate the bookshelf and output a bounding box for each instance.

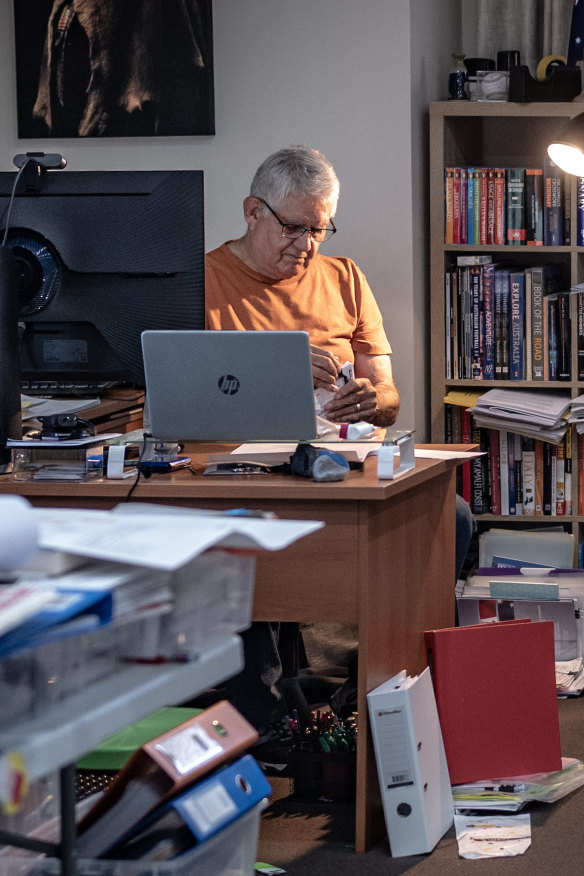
[429,101,584,541]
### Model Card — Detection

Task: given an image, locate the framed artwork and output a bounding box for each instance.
[13,0,215,138]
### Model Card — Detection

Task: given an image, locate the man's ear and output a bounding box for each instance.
[243,196,263,229]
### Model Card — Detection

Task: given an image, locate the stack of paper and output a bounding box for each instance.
[467,389,571,444]
[568,393,584,433]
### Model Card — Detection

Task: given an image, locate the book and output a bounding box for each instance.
[507,431,516,515]
[557,290,571,381]
[547,294,559,380]
[543,155,564,246]
[482,262,495,380]
[525,168,544,245]
[444,168,454,243]
[488,429,501,515]
[479,168,488,245]
[452,167,462,244]
[486,169,496,245]
[530,265,546,380]
[424,619,562,785]
[459,167,468,244]
[521,436,536,516]
[577,176,584,246]
[513,432,523,516]
[556,437,566,516]
[470,265,483,379]
[505,168,526,245]
[76,701,259,859]
[499,430,509,516]
[509,269,525,380]
[466,168,476,244]
[494,168,506,245]
[535,439,544,515]
[565,426,573,515]
[577,287,584,380]
[494,265,510,379]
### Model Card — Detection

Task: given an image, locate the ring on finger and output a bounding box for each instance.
[356,402,361,413]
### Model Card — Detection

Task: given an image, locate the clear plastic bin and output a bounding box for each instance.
[0,801,264,876]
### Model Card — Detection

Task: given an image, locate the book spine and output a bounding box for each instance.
[578,177,584,246]
[514,432,523,516]
[547,294,559,380]
[444,168,454,243]
[452,168,462,244]
[482,263,495,380]
[479,169,488,245]
[499,430,509,516]
[525,168,544,245]
[445,270,452,379]
[460,407,472,504]
[543,441,553,515]
[579,291,584,381]
[521,436,535,516]
[524,267,532,380]
[505,168,526,245]
[459,167,468,244]
[470,417,487,514]
[556,437,566,516]
[530,266,545,380]
[507,431,516,515]
[470,266,483,379]
[494,169,506,245]
[473,169,482,244]
[534,439,544,515]
[467,168,475,244]
[565,427,572,516]
[557,290,571,381]
[509,270,525,380]
[579,433,584,516]
[486,169,496,245]
[489,428,501,514]
[544,155,564,245]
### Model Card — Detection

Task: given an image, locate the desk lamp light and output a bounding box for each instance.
[547,111,584,176]
[0,153,66,470]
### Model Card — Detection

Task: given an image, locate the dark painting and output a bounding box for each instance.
[13,0,215,138]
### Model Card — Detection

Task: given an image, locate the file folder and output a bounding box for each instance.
[425,619,562,785]
[367,667,454,857]
[104,754,271,861]
[76,700,258,858]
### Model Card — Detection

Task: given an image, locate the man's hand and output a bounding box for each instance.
[323,378,377,423]
[310,344,340,390]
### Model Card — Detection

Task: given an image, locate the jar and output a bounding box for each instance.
[448,52,468,100]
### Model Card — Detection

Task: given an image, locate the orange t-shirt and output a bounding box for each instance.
[205,242,391,366]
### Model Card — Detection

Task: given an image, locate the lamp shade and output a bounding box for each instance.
[547,112,584,175]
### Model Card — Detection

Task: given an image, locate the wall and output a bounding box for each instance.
[0,0,461,437]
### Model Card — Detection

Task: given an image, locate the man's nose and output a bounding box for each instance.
[294,229,313,249]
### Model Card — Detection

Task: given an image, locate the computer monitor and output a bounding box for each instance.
[0,168,205,395]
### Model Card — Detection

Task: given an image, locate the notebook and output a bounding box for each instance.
[141,330,318,441]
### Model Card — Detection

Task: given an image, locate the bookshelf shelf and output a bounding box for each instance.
[430,101,584,541]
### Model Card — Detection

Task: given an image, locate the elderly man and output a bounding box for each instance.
[204,145,474,761]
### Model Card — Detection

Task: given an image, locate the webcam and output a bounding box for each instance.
[37,413,96,440]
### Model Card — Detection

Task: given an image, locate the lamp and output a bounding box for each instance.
[547,111,584,176]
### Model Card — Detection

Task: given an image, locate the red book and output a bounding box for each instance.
[479,169,488,244]
[425,620,561,785]
[486,169,496,244]
[452,168,462,244]
[493,168,505,245]
[460,407,472,504]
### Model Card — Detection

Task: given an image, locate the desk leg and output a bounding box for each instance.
[354,469,456,854]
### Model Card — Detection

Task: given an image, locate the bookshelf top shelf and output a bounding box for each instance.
[430,101,583,120]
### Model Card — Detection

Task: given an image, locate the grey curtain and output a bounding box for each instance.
[476,0,573,77]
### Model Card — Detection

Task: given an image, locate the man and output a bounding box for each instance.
[205,145,473,756]
[205,144,400,429]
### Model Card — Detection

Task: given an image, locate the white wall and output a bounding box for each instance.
[0,0,462,438]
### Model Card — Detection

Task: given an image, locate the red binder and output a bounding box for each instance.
[424,619,561,785]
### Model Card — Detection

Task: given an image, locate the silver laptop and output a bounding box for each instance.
[141,330,318,441]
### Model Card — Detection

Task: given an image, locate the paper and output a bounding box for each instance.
[7,432,120,448]
[455,813,531,858]
[21,395,100,420]
[34,508,324,571]
[0,495,39,571]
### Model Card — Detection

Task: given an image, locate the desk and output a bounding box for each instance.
[0,444,464,854]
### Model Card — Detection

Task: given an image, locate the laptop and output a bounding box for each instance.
[141,330,318,441]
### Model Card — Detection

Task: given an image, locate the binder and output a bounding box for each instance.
[424,619,562,785]
[76,700,258,858]
[104,754,271,861]
[367,667,454,857]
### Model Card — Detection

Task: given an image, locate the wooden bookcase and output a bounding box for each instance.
[429,101,584,538]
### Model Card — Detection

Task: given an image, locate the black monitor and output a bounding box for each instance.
[0,167,205,395]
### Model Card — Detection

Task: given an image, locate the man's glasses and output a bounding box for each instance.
[256,197,336,243]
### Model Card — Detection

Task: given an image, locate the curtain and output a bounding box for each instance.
[476,0,573,77]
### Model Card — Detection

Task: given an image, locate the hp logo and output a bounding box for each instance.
[218,374,240,395]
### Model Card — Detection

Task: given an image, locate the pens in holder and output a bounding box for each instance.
[339,422,376,440]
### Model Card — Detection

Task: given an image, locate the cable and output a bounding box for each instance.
[123,431,151,502]
[1,158,35,248]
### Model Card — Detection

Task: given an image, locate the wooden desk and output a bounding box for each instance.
[0,445,463,854]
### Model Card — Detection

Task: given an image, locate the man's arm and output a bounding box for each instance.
[323,352,400,427]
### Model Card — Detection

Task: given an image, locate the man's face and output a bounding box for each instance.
[245,194,333,280]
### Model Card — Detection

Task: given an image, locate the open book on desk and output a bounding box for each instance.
[208,442,382,465]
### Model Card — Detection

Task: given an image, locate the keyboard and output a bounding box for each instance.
[21,380,117,397]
